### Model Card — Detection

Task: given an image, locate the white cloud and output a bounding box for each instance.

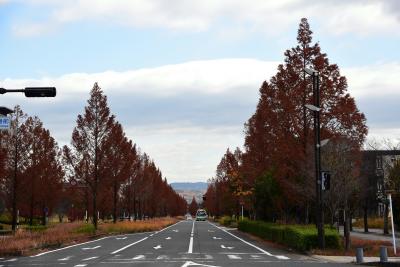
[10,0,400,37]
[0,58,280,100]
[344,62,400,98]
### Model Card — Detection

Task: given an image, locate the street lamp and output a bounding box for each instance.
[0,87,56,97]
[304,67,325,249]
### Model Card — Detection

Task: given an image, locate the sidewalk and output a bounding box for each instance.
[312,255,400,264]
[339,226,400,243]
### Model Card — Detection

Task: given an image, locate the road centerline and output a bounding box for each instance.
[188,220,195,253]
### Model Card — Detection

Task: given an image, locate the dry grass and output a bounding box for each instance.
[0,217,179,256]
[99,217,178,234]
[312,237,398,257]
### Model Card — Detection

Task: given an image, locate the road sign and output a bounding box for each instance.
[0,116,10,130]
[321,171,331,191]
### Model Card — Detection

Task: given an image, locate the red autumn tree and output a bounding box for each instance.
[68,82,114,229]
[189,196,198,216]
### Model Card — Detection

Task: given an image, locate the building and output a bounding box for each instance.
[360,150,400,217]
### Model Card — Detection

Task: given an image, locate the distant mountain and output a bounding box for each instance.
[170,182,208,203]
[170,182,208,192]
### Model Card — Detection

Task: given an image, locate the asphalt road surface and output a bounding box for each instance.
[0,220,354,267]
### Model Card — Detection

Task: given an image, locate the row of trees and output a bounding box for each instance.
[0,83,187,230]
[204,18,368,242]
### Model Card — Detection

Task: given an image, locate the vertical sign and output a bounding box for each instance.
[0,116,10,130]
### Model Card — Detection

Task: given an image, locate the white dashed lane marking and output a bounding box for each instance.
[213,237,222,240]
[132,255,145,260]
[221,245,234,249]
[276,255,290,260]
[58,256,72,261]
[82,256,98,261]
[82,245,101,250]
[153,245,162,250]
[166,236,172,240]
[5,259,17,262]
[227,255,242,259]
[74,265,87,267]
[116,237,127,240]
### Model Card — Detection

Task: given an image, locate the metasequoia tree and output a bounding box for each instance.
[69,83,114,229]
[207,18,367,222]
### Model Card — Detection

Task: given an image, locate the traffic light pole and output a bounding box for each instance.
[313,72,325,249]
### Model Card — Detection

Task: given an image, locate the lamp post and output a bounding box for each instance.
[304,67,325,249]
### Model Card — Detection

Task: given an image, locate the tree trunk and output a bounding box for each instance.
[11,133,18,232]
[363,205,369,233]
[384,202,389,234]
[344,210,351,251]
[113,179,117,223]
[133,187,137,221]
[93,190,98,229]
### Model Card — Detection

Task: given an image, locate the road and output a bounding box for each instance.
[0,220,354,267]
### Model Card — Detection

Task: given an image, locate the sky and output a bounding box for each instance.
[0,0,400,183]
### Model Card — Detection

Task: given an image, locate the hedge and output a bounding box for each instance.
[238,219,341,251]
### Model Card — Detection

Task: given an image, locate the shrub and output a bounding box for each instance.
[353,217,384,229]
[218,216,234,226]
[238,220,341,251]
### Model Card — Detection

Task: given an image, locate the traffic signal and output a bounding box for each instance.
[321,171,331,191]
[24,87,56,97]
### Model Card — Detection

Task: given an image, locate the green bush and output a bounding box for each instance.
[219,216,234,226]
[0,213,12,224]
[238,219,340,251]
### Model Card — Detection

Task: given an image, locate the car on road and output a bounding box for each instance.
[195,209,208,221]
[185,213,193,220]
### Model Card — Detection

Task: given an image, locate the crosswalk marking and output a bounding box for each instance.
[132,255,145,260]
[227,255,241,259]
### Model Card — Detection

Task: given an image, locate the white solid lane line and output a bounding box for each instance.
[31,236,109,257]
[111,237,148,254]
[208,222,289,259]
[188,220,195,253]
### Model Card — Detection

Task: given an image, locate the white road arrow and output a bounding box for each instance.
[212,237,222,240]
[220,245,234,249]
[181,261,221,267]
[82,245,101,250]
[153,245,162,250]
